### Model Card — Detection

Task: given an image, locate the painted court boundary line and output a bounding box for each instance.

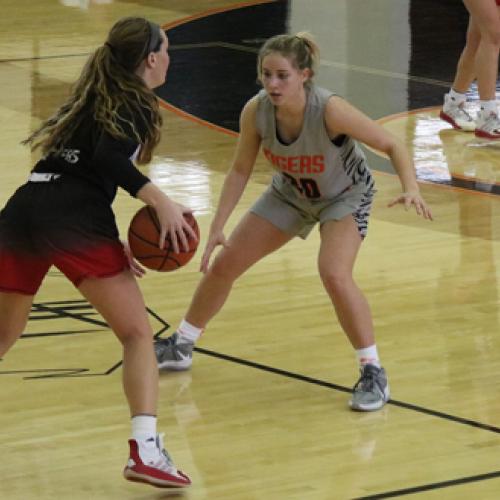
[353,470,500,499]
[193,346,500,497]
[194,347,500,434]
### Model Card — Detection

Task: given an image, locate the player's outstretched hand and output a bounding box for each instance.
[200,230,229,273]
[388,190,433,220]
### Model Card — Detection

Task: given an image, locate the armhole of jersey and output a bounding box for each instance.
[322,92,345,148]
[254,92,266,139]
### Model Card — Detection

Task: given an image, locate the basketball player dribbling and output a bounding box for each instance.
[440,0,500,139]
[0,17,196,489]
[155,32,433,412]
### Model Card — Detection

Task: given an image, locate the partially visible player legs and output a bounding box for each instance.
[155,212,293,370]
[0,292,34,358]
[78,271,191,488]
[318,215,389,411]
[464,0,500,138]
[440,16,479,131]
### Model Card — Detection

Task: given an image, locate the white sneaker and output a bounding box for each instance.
[440,93,476,132]
[475,110,500,139]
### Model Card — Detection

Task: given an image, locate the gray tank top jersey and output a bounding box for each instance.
[255,85,374,201]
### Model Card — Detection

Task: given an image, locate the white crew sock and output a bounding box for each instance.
[131,414,157,441]
[356,345,381,368]
[177,319,203,343]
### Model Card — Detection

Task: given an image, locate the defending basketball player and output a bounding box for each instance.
[0,17,195,488]
[154,32,432,412]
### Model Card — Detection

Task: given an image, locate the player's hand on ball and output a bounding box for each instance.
[156,197,198,253]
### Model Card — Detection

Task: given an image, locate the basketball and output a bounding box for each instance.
[127,206,200,272]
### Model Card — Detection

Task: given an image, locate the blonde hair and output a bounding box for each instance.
[257,32,320,85]
[23,17,164,164]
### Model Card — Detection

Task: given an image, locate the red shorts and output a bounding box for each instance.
[497,0,500,6]
[0,241,129,295]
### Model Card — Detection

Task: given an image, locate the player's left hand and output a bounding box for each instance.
[388,191,433,220]
[122,240,147,278]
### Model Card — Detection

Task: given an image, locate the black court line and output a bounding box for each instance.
[24,363,122,379]
[0,53,91,63]
[32,302,108,328]
[193,347,500,434]
[21,329,105,338]
[0,368,88,377]
[192,347,500,496]
[353,470,500,499]
[6,302,171,379]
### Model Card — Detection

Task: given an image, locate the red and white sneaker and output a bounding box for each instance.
[440,94,476,132]
[124,434,191,488]
[475,111,500,139]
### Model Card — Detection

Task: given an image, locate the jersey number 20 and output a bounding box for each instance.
[283,173,321,199]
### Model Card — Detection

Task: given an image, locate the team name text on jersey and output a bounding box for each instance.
[263,148,325,174]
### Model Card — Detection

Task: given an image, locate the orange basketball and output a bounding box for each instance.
[128,206,199,272]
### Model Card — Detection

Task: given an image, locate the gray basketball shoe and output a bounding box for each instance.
[154,333,193,371]
[349,364,390,411]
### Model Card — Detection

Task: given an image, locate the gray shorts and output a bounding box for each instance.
[250,183,375,239]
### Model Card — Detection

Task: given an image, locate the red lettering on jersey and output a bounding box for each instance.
[299,156,312,174]
[277,156,287,170]
[312,155,325,173]
[287,156,299,173]
[263,148,325,174]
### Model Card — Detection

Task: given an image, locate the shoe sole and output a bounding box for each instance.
[439,111,475,132]
[157,360,192,371]
[124,468,191,488]
[349,386,390,412]
[474,129,500,140]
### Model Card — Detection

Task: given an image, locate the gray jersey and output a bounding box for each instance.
[255,85,374,201]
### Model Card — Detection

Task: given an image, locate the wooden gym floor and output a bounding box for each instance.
[1,1,500,499]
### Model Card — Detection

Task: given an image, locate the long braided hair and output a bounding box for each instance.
[23,17,163,164]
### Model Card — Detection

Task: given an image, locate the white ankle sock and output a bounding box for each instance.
[177,319,202,343]
[356,345,380,368]
[448,88,466,103]
[479,99,498,115]
[131,414,157,441]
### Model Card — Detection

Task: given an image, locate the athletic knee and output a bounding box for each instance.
[115,324,152,346]
[208,254,242,282]
[319,268,353,296]
[480,27,500,47]
[464,31,481,52]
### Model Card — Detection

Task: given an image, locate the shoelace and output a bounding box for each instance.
[153,433,176,473]
[457,107,474,121]
[155,334,178,354]
[450,102,474,121]
[353,366,381,392]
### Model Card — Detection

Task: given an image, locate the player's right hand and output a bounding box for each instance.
[156,197,198,253]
